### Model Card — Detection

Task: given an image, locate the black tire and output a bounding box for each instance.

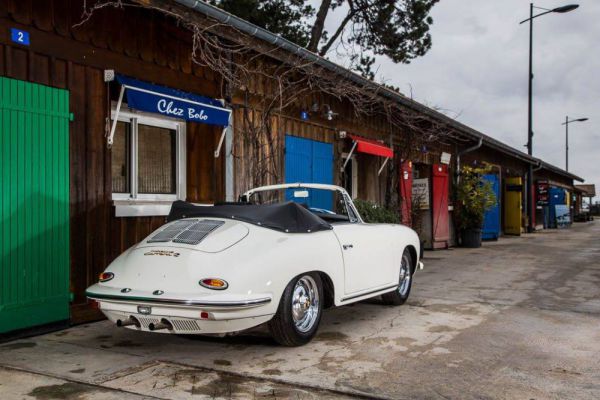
[382,248,413,306]
[268,272,323,346]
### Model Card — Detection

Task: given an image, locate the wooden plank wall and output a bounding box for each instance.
[1,0,223,322]
[231,83,395,201]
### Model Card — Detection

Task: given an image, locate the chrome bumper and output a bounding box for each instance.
[85,289,271,309]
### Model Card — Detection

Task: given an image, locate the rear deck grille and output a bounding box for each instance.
[170,319,201,331]
[137,316,160,329]
[135,316,201,332]
[148,219,224,245]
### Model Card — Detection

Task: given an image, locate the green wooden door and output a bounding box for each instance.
[0,77,71,333]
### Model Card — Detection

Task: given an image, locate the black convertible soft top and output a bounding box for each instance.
[167,200,332,233]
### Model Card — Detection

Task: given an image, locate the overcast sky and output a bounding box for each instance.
[321,0,599,201]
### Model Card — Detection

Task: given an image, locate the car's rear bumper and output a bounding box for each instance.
[86,284,274,334]
[86,291,271,308]
[99,308,273,334]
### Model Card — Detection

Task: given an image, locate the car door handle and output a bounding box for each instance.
[343,244,353,250]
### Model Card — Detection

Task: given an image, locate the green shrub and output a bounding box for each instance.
[455,165,497,231]
[353,199,400,224]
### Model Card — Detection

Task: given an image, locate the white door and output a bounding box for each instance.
[333,223,397,295]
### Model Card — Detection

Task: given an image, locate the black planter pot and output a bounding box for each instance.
[460,228,482,248]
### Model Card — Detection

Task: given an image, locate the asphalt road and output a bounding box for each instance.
[1,221,599,399]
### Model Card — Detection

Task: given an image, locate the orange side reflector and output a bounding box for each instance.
[199,278,228,290]
[99,272,114,282]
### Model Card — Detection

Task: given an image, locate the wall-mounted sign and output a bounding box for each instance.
[300,111,309,121]
[537,180,549,206]
[440,152,451,165]
[10,28,30,46]
[555,204,571,228]
[116,75,231,126]
[412,178,430,210]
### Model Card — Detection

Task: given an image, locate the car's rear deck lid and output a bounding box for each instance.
[167,201,332,233]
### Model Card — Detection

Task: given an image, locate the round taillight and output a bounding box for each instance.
[199,278,228,290]
[99,272,114,282]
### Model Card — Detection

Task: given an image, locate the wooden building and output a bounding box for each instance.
[0,0,584,335]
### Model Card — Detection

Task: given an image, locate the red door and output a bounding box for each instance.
[399,160,413,226]
[432,164,449,249]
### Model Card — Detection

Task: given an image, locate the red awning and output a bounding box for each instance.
[349,135,393,158]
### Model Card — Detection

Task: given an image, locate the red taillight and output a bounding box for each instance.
[90,300,100,309]
[199,278,228,290]
[200,311,209,319]
[99,272,114,282]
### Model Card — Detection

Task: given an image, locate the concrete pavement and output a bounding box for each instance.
[1,221,599,399]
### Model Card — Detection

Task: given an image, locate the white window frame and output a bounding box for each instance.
[111,107,186,205]
[342,152,358,199]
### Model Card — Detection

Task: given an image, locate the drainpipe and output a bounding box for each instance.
[456,137,483,184]
[531,161,543,213]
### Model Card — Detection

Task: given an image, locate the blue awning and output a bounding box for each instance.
[115,75,231,126]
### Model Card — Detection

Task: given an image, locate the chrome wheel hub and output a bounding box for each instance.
[291,276,320,333]
[398,255,412,296]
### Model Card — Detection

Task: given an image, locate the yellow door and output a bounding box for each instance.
[504,177,522,235]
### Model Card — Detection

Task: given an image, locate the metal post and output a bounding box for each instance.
[526,2,534,233]
[527,3,533,158]
[565,115,569,171]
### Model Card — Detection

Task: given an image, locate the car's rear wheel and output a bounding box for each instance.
[269,273,323,346]
[382,248,413,305]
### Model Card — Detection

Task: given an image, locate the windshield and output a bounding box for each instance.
[248,187,359,223]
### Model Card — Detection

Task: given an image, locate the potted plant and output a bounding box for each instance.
[455,165,496,248]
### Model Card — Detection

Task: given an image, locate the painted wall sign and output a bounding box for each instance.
[440,152,451,165]
[536,180,549,206]
[10,28,30,46]
[555,204,571,228]
[412,178,430,210]
[116,75,231,127]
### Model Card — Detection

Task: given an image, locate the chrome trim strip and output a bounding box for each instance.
[86,291,271,308]
[341,284,398,302]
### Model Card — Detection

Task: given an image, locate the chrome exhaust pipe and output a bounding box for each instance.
[116,316,140,328]
[148,319,173,331]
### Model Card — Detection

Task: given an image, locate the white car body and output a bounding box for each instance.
[86,183,422,335]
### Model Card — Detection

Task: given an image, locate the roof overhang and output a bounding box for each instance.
[159,0,583,183]
[574,184,596,196]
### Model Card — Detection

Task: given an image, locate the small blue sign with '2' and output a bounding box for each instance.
[11,28,30,46]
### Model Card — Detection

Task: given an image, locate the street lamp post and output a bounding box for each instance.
[520,3,579,233]
[562,116,588,171]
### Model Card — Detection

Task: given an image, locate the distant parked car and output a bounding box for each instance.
[86,183,422,346]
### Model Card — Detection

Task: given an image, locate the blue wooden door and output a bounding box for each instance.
[482,174,500,240]
[285,135,333,210]
[548,187,566,228]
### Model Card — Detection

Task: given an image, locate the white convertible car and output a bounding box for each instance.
[86,183,422,346]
